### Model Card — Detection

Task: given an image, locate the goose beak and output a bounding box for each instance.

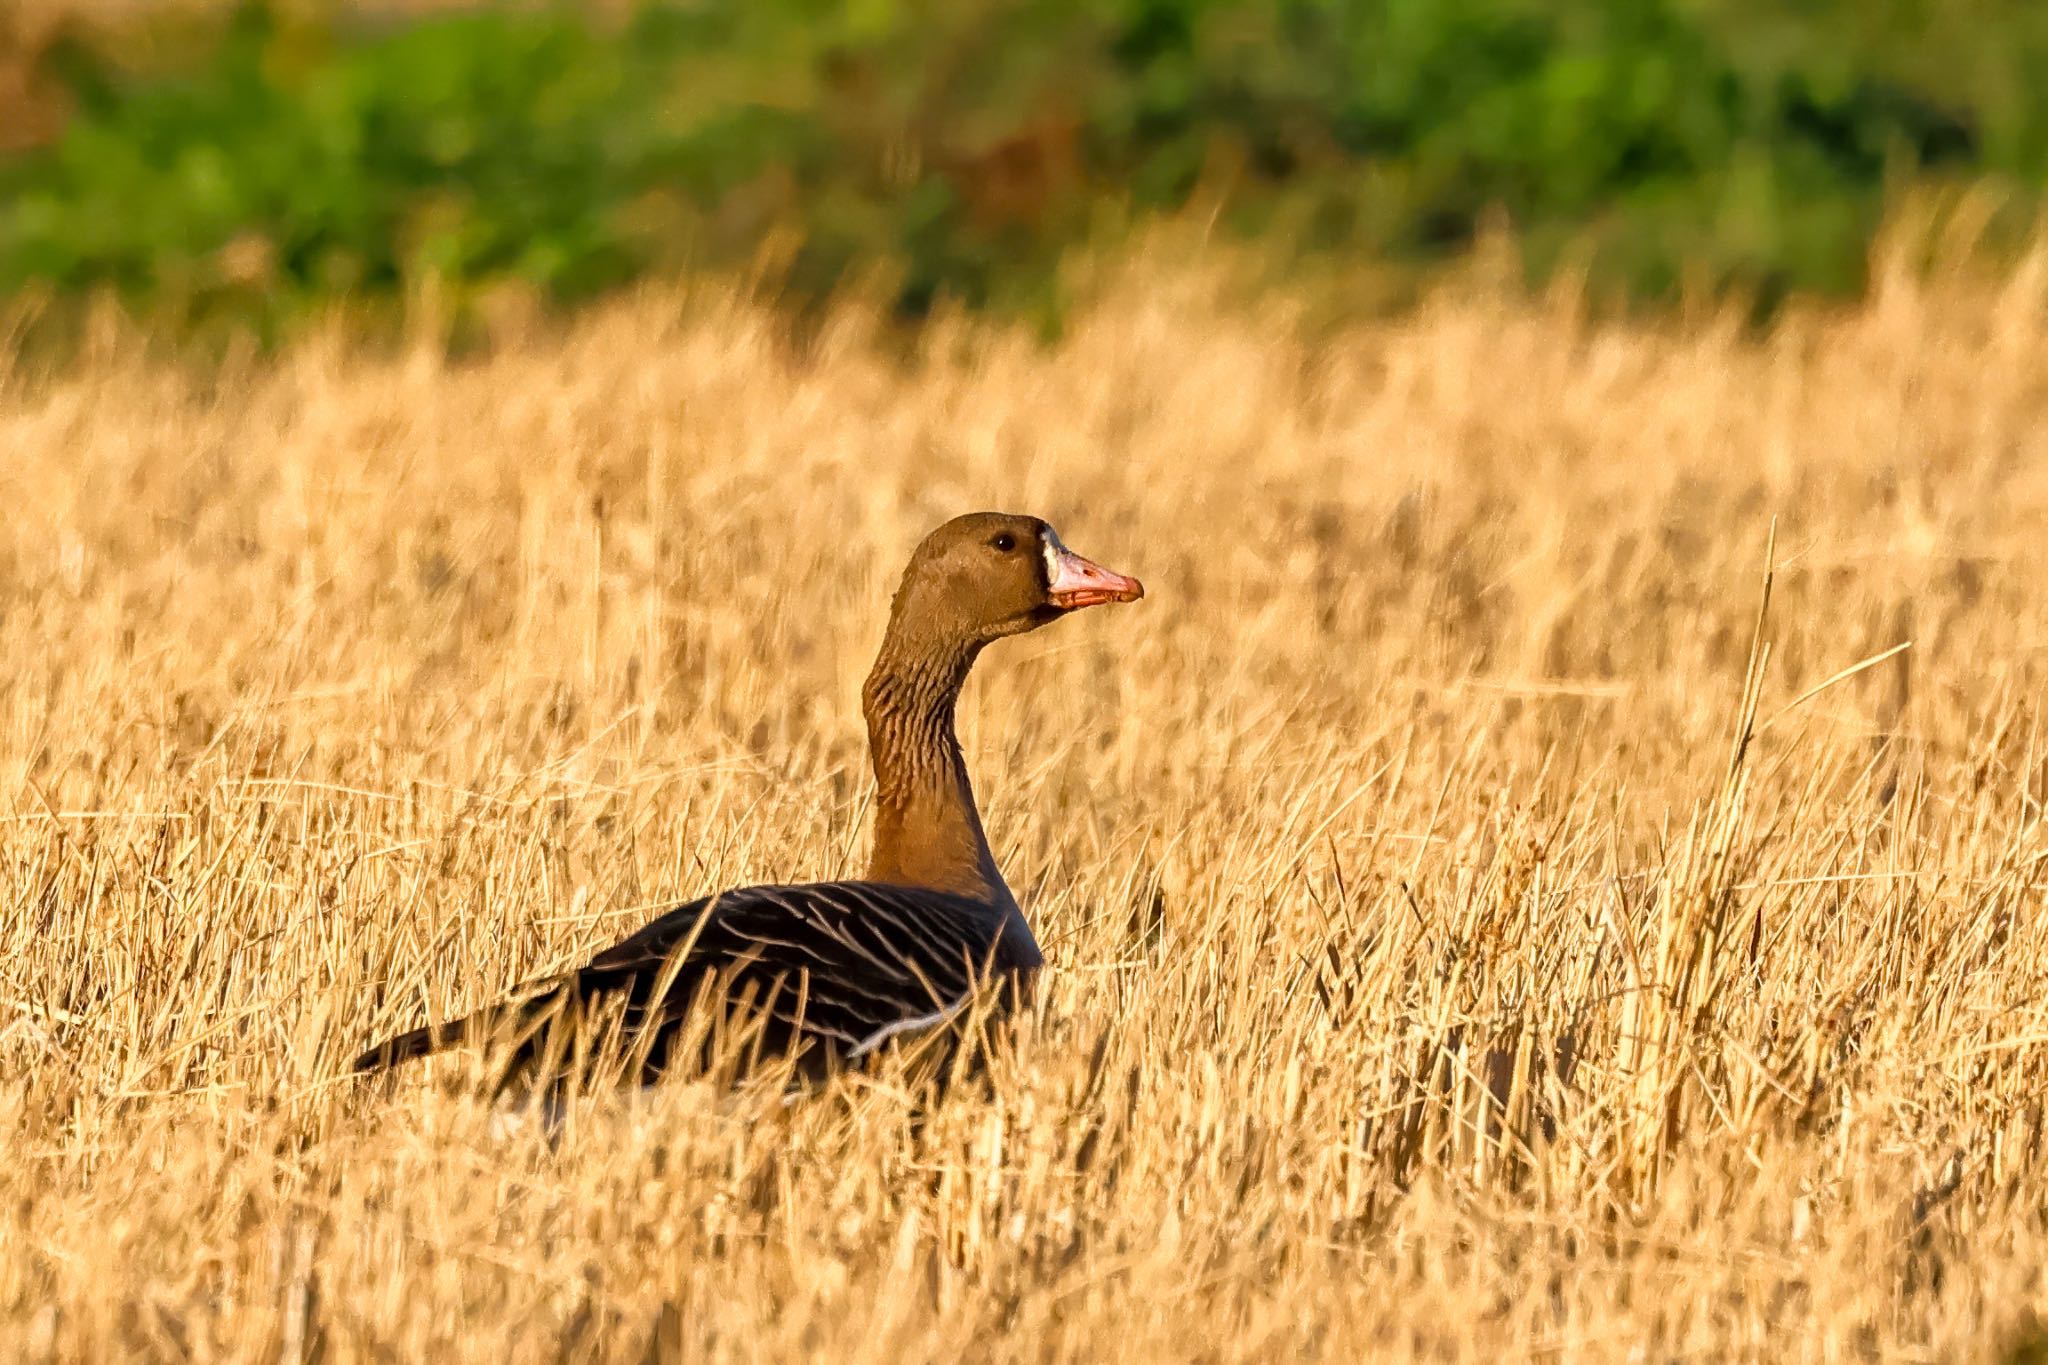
[1046,543,1145,610]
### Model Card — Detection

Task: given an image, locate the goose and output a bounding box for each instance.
[353,512,1143,1093]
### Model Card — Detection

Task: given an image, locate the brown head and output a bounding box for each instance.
[880,511,1144,653]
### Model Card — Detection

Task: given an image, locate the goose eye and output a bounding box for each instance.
[991,533,1016,552]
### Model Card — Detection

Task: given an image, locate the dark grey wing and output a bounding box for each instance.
[572,881,1039,1061]
[354,881,1037,1083]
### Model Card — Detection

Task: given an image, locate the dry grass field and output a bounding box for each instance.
[3,232,2048,1361]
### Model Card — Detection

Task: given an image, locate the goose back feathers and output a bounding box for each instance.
[354,881,1043,1087]
[354,512,1141,1091]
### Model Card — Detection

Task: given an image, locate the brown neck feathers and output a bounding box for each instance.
[860,616,1005,903]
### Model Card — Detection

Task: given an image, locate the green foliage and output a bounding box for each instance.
[3,0,2046,336]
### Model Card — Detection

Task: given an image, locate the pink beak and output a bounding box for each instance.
[1046,535,1144,610]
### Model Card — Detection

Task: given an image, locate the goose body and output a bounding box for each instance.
[354,881,1044,1085]
[354,512,1140,1091]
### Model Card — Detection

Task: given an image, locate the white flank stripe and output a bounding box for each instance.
[845,994,970,1061]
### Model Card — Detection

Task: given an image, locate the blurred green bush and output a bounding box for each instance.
[2,0,2044,338]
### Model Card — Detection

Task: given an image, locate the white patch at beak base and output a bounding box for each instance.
[1041,524,1069,589]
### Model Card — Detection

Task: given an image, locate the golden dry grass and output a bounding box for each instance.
[4,235,2048,1361]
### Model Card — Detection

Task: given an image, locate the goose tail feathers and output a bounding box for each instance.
[352,1018,465,1073]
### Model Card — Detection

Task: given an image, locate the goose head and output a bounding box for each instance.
[888,512,1144,648]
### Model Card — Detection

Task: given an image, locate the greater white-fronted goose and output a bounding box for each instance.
[354,512,1143,1092]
